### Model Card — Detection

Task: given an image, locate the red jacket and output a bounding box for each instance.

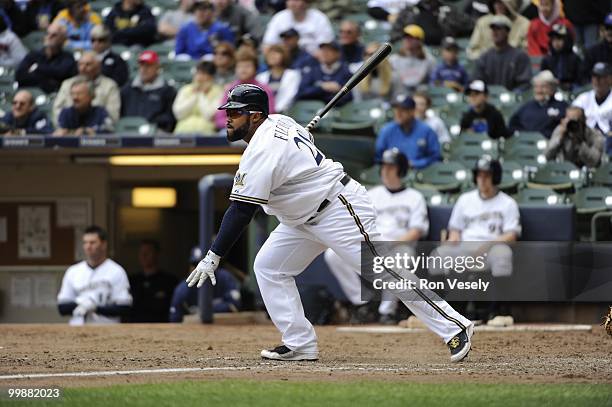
[527,17,574,56]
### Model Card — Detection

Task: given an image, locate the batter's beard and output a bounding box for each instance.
[226,120,249,142]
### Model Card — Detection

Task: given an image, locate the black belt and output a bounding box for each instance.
[308,174,351,221]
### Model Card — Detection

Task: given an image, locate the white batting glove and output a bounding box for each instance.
[186,250,221,287]
[73,296,97,318]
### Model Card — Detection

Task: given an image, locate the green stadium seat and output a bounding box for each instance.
[314,134,375,179]
[449,145,490,167]
[359,165,380,186]
[447,132,497,154]
[498,160,524,191]
[414,186,448,206]
[18,87,49,106]
[162,61,195,85]
[287,100,332,131]
[21,31,45,51]
[148,42,176,59]
[413,161,468,192]
[570,186,612,214]
[527,161,583,191]
[515,188,563,205]
[502,145,547,168]
[89,0,113,13]
[115,116,157,135]
[591,162,612,187]
[503,131,547,152]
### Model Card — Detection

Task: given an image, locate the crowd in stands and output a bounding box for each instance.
[0,0,609,161]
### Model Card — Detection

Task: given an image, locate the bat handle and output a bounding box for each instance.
[305,115,321,133]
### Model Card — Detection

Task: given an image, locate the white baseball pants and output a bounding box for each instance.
[253,180,471,353]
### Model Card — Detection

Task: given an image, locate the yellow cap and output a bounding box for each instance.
[403,24,425,40]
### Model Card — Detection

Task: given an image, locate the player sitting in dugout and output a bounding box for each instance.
[325,148,429,325]
[428,156,521,327]
[169,246,242,323]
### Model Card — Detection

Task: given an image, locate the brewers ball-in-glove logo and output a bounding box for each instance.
[234,172,246,188]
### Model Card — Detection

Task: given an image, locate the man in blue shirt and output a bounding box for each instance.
[0,90,53,135]
[279,28,317,71]
[175,0,235,60]
[430,37,469,91]
[55,79,113,136]
[375,94,441,169]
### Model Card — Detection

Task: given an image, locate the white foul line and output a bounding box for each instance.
[0,367,250,380]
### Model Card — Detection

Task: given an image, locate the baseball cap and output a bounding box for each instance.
[319,40,340,50]
[592,62,611,77]
[138,50,159,64]
[465,79,488,95]
[280,28,299,38]
[605,12,612,27]
[489,15,512,30]
[548,23,568,37]
[192,0,213,9]
[441,36,460,50]
[391,94,416,109]
[403,24,425,41]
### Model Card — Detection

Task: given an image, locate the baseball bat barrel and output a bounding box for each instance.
[305,42,392,132]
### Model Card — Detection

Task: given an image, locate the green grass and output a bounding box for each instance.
[5,381,611,407]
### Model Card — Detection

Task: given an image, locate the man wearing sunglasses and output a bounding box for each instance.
[186,83,475,363]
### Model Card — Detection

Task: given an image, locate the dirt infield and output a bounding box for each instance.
[1,323,610,387]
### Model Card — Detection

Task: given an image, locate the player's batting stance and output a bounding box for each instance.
[187,84,474,362]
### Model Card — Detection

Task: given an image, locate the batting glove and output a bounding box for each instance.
[186,250,221,287]
[73,296,97,318]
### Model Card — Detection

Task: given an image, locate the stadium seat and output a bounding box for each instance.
[515,188,564,206]
[449,145,490,167]
[591,162,612,187]
[414,186,448,206]
[115,116,157,135]
[502,144,547,168]
[503,131,547,152]
[330,100,385,137]
[162,61,195,85]
[148,42,176,59]
[413,161,468,192]
[447,132,497,155]
[21,31,45,51]
[498,160,524,191]
[359,165,381,186]
[527,161,583,191]
[18,87,49,106]
[570,187,612,214]
[287,100,332,131]
[314,135,375,179]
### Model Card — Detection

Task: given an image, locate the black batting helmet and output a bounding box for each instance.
[473,155,502,185]
[218,84,269,116]
[379,148,409,178]
[189,246,204,265]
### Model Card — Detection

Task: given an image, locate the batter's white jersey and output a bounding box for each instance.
[368,186,429,240]
[448,190,521,241]
[230,114,345,226]
[57,258,132,324]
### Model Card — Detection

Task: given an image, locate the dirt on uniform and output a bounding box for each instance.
[0,324,611,387]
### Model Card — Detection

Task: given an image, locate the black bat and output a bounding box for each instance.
[305,42,393,132]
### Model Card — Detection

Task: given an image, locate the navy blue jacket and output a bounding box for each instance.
[121,77,177,132]
[288,48,317,71]
[0,108,53,135]
[341,43,364,64]
[297,62,353,106]
[101,50,129,87]
[105,2,157,46]
[508,98,568,139]
[15,49,78,93]
[57,106,113,133]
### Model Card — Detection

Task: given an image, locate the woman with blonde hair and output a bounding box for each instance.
[256,45,300,113]
[354,42,394,101]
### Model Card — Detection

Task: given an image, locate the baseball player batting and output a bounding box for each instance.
[187,84,474,362]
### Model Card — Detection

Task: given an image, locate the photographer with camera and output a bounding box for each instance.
[544,106,605,168]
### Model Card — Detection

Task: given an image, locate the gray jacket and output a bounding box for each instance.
[545,124,605,168]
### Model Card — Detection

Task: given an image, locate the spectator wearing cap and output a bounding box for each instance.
[354,41,394,102]
[262,0,334,56]
[375,94,441,170]
[15,23,78,93]
[467,0,529,60]
[175,0,235,60]
[173,61,223,134]
[214,48,275,130]
[389,24,436,94]
[158,0,195,40]
[120,51,177,132]
[460,80,511,139]
[581,13,612,83]
[104,0,157,47]
[53,52,121,126]
[214,0,262,42]
[413,90,451,144]
[279,28,317,71]
[55,79,114,136]
[390,0,474,46]
[212,41,236,88]
[540,24,582,91]
[429,37,470,92]
[256,45,301,113]
[508,70,567,138]
[52,0,102,51]
[527,0,573,57]
[0,14,27,68]
[473,15,532,91]
[572,62,612,151]
[338,20,364,68]
[90,25,129,87]
[296,41,353,107]
[0,90,53,135]
[563,0,610,49]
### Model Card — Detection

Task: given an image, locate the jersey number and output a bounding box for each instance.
[294,128,324,166]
